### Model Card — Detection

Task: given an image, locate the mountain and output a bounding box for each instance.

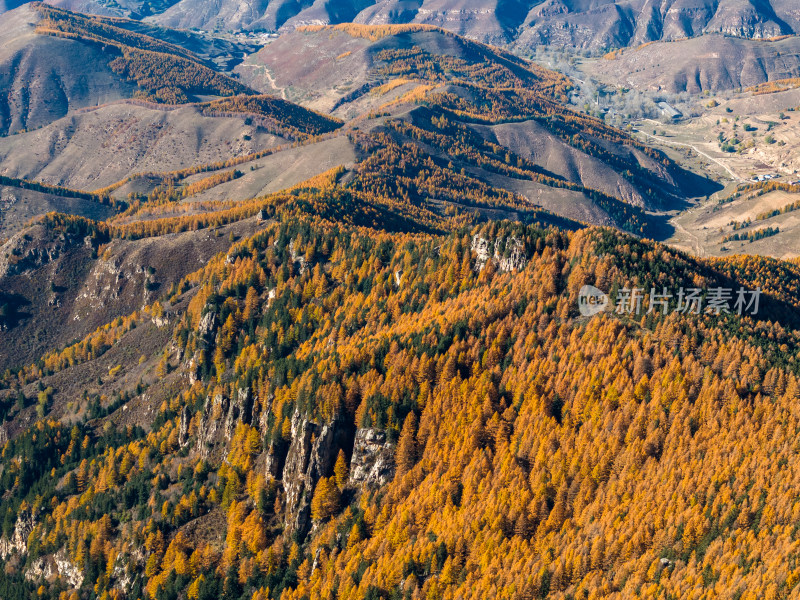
[4,3,800,600]
[6,0,799,50]
[589,33,800,94]
[0,11,717,242]
[0,178,118,239]
[0,3,262,135]
[0,16,719,369]
[3,199,800,599]
[0,104,290,190]
[0,93,341,191]
[513,0,800,51]
[234,24,717,230]
[0,4,138,135]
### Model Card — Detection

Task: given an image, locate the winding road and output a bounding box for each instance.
[635,123,745,183]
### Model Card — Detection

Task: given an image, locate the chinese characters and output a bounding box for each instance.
[613,286,761,316]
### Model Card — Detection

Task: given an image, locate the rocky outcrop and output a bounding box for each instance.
[281,410,337,538]
[195,387,257,456]
[288,238,307,275]
[0,510,34,558]
[187,354,200,385]
[178,406,191,448]
[196,312,219,347]
[25,550,84,587]
[194,392,228,457]
[471,235,528,273]
[0,226,83,279]
[228,387,255,428]
[152,312,171,328]
[264,441,284,479]
[348,428,395,487]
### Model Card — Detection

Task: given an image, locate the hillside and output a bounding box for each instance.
[588,34,800,94]
[0,103,291,190]
[233,24,715,233]
[0,3,261,135]
[0,4,138,135]
[514,0,800,51]
[2,197,800,599]
[0,212,268,370]
[0,179,117,239]
[5,6,800,600]
[0,15,713,238]
[17,0,799,51]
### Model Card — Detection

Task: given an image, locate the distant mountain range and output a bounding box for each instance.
[3,0,799,50]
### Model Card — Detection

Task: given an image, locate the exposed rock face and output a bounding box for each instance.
[195,393,227,457]
[471,235,528,273]
[288,238,307,275]
[348,428,395,487]
[264,441,283,479]
[152,313,170,328]
[187,354,200,385]
[281,410,337,538]
[196,312,219,346]
[0,226,82,279]
[229,387,255,428]
[0,510,34,558]
[143,0,800,51]
[178,406,191,448]
[80,257,158,314]
[25,550,84,587]
[195,387,257,456]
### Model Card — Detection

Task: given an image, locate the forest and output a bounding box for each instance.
[3,13,800,600]
[34,3,253,103]
[3,194,800,599]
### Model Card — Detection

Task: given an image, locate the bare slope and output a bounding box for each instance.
[0,4,137,135]
[0,215,266,371]
[63,0,800,50]
[670,188,800,260]
[515,0,800,51]
[472,119,662,208]
[589,34,800,93]
[183,136,358,204]
[0,103,288,189]
[0,184,116,239]
[236,25,715,228]
[235,25,570,111]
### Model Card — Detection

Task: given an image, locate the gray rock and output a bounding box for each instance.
[471,235,528,273]
[349,428,395,487]
[194,393,228,457]
[178,406,191,448]
[0,510,34,558]
[264,442,282,479]
[197,311,219,345]
[25,550,83,587]
[288,238,307,275]
[195,387,257,456]
[282,410,337,538]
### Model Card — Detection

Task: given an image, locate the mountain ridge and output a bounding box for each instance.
[5,0,799,51]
